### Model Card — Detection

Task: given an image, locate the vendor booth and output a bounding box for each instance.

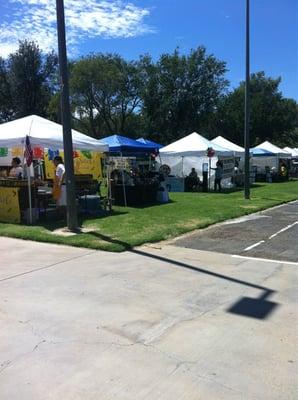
[158,132,234,191]
[100,134,162,206]
[0,115,108,223]
[211,136,245,186]
[250,141,291,182]
[283,147,298,157]
[283,147,298,178]
[211,136,245,157]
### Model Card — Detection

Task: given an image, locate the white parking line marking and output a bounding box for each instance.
[232,254,298,266]
[244,240,265,251]
[268,221,298,240]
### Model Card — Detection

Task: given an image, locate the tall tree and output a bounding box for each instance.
[215,72,298,147]
[70,54,143,138]
[140,47,228,144]
[7,40,58,119]
[0,57,13,122]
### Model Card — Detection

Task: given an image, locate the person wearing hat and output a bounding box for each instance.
[9,157,23,178]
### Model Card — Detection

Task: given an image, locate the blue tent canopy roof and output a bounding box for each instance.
[250,147,276,156]
[101,134,160,153]
[136,137,162,149]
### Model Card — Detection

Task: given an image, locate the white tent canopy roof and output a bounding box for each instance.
[283,147,298,157]
[159,132,233,156]
[255,141,290,157]
[0,115,108,151]
[211,135,244,155]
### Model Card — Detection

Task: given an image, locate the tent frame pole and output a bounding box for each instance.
[120,152,127,207]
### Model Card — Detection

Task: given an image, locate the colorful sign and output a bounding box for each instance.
[44,150,103,180]
[33,146,44,159]
[0,187,21,223]
[12,147,23,157]
[0,148,8,157]
[0,147,23,166]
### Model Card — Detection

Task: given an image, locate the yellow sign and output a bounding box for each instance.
[0,187,21,223]
[12,147,23,157]
[44,150,103,180]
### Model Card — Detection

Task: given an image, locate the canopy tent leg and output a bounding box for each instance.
[27,165,33,224]
[120,152,127,207]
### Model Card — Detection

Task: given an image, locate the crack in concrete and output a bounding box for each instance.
[0,330,266,399]
[261,263,283,285]
[0,251,95,283]
[0,339,46,375]
[143,344,248,397]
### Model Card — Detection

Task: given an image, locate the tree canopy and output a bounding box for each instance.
[6,40,58,119]
[70,54,143,138]
[214,72,298,147]
[140,47,228,143]
[0,41,297,148]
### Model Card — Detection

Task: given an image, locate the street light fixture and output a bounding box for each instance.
[244,0,250,199]
[55,0,79,230]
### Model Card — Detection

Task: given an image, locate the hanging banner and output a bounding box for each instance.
[33,146,44,159]
[0,148,8,157]
[0,149,12,166]
[74,151,102,179]
[44,150,103,180]
[0,147,23,166]
[12,147,23,157]
[0,187,21,223]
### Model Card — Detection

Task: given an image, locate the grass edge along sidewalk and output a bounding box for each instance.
[0,181,297,252]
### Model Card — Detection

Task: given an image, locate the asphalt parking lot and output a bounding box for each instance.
[173,201,298,263]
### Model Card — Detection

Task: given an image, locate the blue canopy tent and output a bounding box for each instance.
[100,135,160,206]
[136,137,163,151]
[250,147,275,157]
[100,134,155,155]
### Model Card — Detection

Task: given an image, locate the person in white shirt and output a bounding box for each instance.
[52,156,67,207]
[9,157,23,178]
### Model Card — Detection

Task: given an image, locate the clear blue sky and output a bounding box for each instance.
[1,0,297,99]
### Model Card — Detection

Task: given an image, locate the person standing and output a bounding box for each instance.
[213,160,223,192]
[52,156,67,210]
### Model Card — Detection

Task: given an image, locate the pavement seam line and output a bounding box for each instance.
[0,250,95,282]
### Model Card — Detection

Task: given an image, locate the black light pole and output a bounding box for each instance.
[244,0,250,199]
[55,0,78,230]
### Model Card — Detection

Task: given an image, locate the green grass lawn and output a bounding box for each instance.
[0,181,297,252]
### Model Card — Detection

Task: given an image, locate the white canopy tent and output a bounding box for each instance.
[159,132,233,157]
[251,141,291,175]
[0,115,108,151]
[283,147,298,157]
[158,132,234,187]
[254,141,291,158]
[0,115,109,224]
[211,135,244,157]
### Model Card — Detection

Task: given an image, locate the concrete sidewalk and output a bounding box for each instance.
[0,237,297,399]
